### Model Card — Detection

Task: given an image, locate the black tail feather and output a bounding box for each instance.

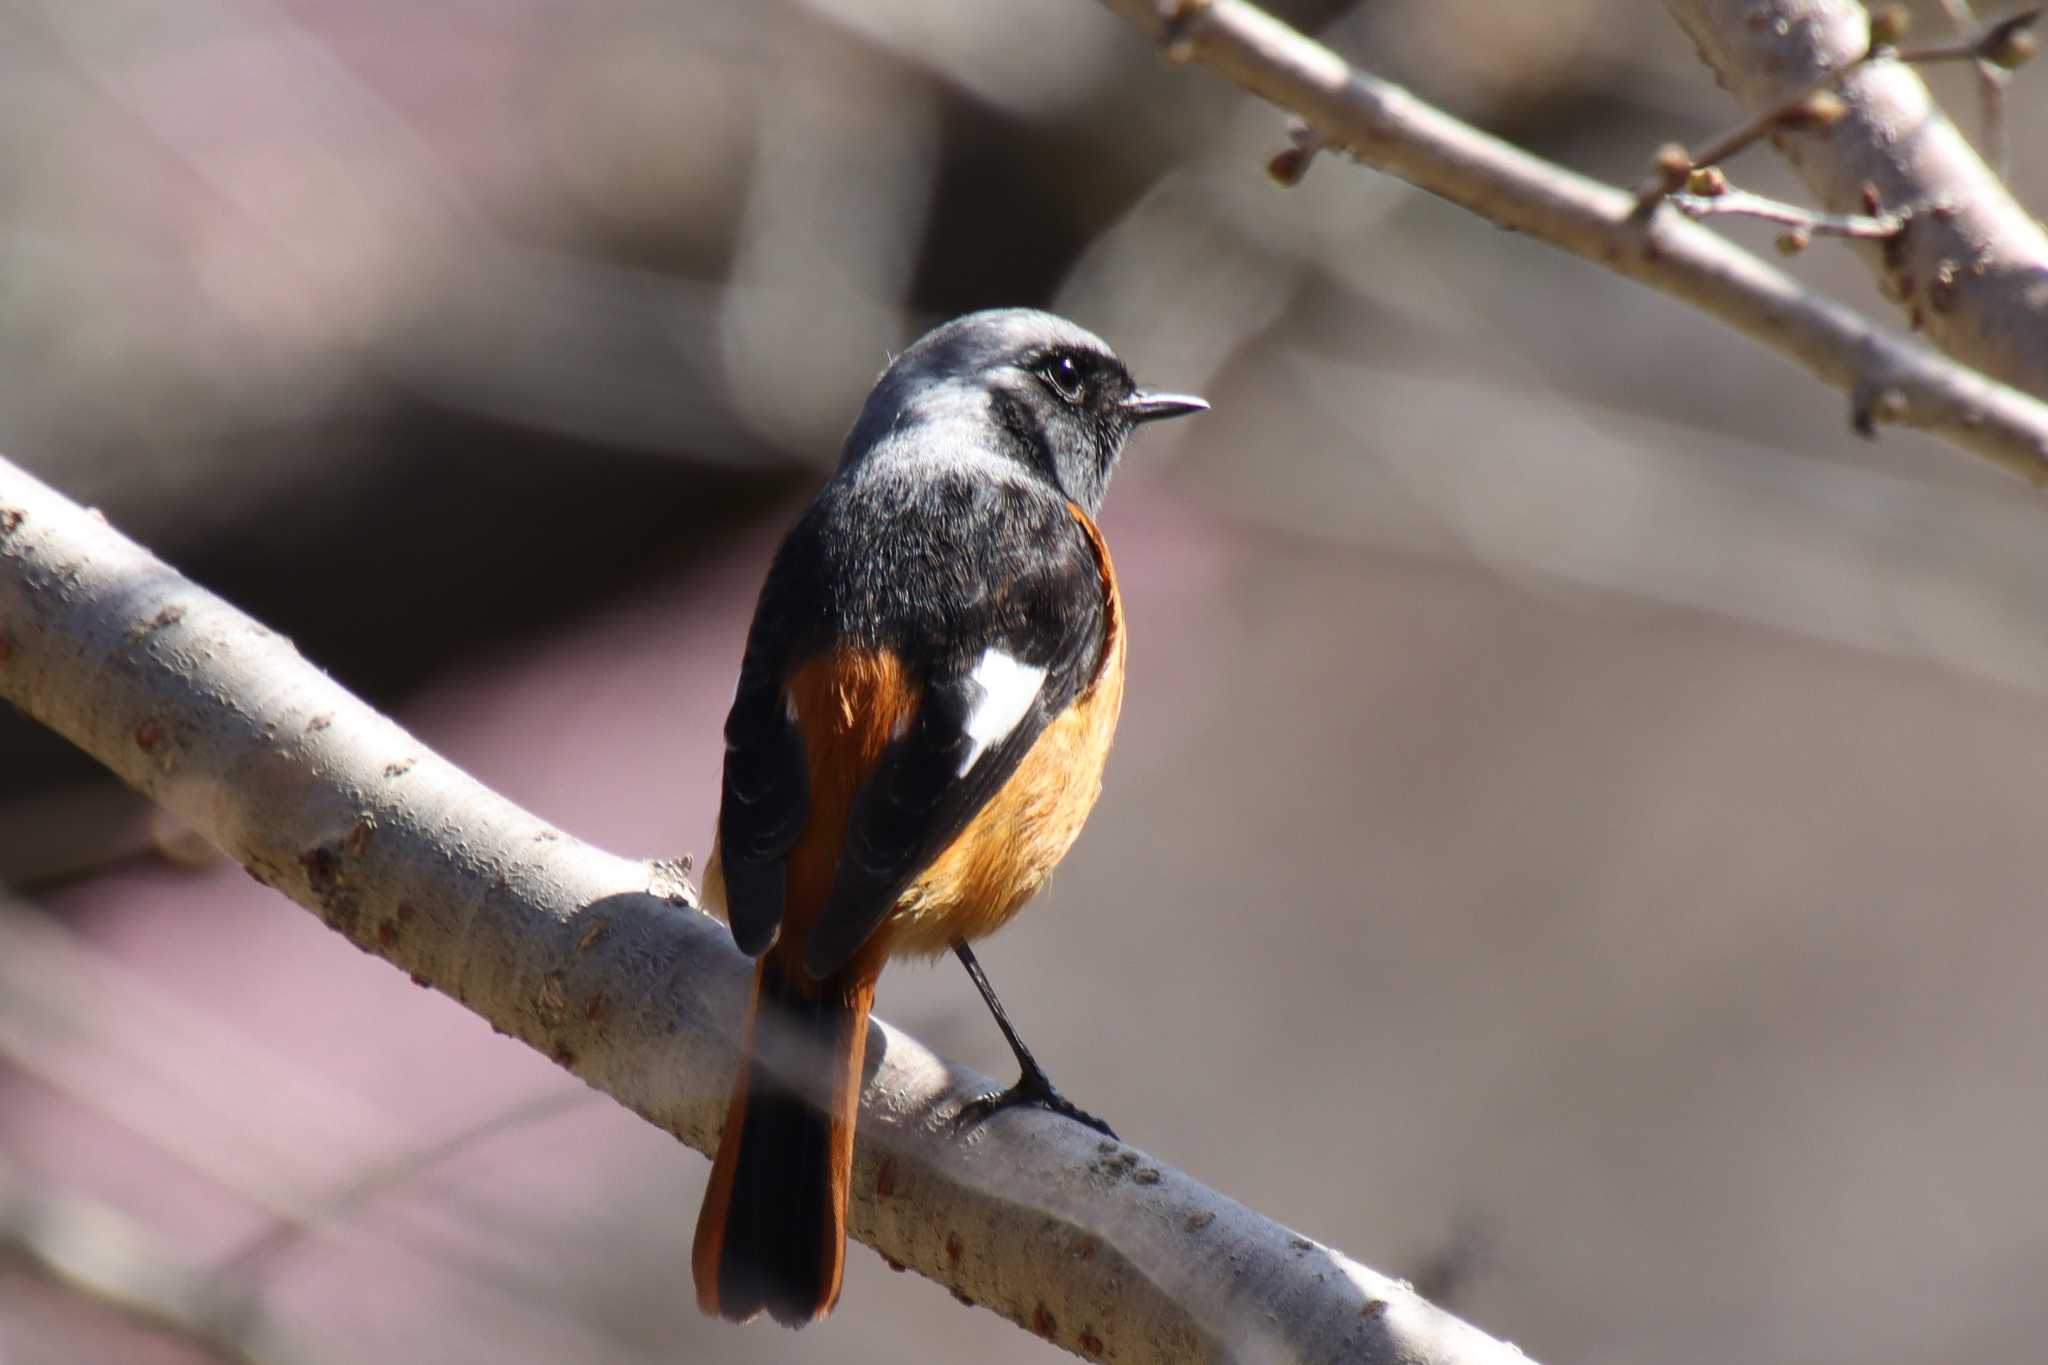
[693,960,868,1327]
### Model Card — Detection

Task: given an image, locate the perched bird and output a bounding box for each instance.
[691,308,1206,1327]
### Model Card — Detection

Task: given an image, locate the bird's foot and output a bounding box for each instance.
[956,1066,1116,1140]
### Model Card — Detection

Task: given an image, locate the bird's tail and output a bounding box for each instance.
[692,955,874,1327]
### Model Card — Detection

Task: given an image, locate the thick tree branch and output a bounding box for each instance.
[0,454,1532,1363]
[1665,0,2048,395]
[1094,0,2048,484]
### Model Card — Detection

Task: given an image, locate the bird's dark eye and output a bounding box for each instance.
[1041,354,1086,405]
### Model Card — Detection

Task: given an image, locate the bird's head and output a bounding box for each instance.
[842,309,1207,514]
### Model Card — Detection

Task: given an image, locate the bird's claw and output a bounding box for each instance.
[955,1067,1117,1140]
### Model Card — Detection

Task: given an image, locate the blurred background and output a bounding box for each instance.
[3,0,2047,1361]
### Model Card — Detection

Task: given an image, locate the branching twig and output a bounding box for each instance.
[1636,4,2038,208]
[1665,0,2048,398]
[1633,92,1849,208]
[1095,0,2048,480]
[1896,8,2041,66]
[0,456,1534,1364]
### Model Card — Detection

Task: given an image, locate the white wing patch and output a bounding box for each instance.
[957,647,1047,776]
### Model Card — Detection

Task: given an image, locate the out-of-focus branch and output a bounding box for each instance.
[0,892,647,1358]
[0,454,1532,1364]
[0,898,411,1221]
[0,1159,270,1365]
[1092,0,2048,483]
[1665,0,2048,396]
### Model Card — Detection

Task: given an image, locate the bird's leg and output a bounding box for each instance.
[951,941,1116,1139]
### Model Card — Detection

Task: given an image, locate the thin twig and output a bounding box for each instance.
[1981,62,2012,175]
[1896,8,2042,66]
[1634,90,1849,208]
[1668,187,1905,243]
[1934,0,2016,172]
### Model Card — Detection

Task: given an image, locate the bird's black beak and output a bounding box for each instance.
[1120,389,1209,424]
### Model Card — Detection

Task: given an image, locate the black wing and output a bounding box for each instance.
[716,660,810,956]
[798,507,1107,979]
[715,515,833,957]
